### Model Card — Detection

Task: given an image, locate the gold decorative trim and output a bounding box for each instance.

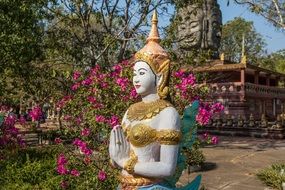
[127,99,172,121]
[157,130,182,145]
[127,124,181,147]
[123,150,138,174]
[119,174,162,190]
[134,52,158,74]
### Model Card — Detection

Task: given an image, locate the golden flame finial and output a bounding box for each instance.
[147,9,160,43]
[137,9,167,57]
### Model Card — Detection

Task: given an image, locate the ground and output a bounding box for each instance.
[179,136,285,190]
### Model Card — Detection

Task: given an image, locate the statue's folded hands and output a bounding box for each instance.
[109,126,130,168]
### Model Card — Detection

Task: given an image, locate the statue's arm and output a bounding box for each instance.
[132,107,180,178]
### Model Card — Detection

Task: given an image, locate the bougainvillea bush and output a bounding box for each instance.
[56,60,223,189]
[0,105,25,151]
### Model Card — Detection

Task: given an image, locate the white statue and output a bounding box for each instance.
[109,10,201,190]
[109,11,180,190]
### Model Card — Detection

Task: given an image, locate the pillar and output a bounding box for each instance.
[241,69,245,84]
[266,74,271,86]
[254,71,259,84]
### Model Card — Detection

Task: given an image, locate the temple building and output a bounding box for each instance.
[187,54,285,138]
[192,54,285,121]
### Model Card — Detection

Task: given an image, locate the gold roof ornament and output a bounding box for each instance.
[241,55,247,64]
[220,53,224,61]
[133,10,170,99]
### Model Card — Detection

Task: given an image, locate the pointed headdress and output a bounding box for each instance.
[133,10,171,99]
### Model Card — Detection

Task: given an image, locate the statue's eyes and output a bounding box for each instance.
[139,71,145,75]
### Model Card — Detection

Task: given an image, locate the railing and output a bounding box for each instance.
[209,82,244,94]
[244,83,285,98]
[207,82,285,99]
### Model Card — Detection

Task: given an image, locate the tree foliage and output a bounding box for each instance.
[220,17,266,63]
[259,49,285,73]
[227,0,285,31]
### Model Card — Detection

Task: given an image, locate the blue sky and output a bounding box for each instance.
[218,0,285,53]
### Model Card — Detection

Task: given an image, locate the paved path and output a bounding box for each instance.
[179,136,285,190]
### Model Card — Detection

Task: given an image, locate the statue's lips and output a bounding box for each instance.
[135,85,141,89]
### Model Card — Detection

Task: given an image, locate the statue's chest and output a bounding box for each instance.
[123,118,159,148]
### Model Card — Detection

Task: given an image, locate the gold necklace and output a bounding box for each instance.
[127,99,172,121]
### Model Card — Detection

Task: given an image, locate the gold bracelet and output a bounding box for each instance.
[123,151,138,174]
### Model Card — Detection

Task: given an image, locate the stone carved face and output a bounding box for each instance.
[177,0,222,51]
[177,4,203,50]
[133,61,158,96]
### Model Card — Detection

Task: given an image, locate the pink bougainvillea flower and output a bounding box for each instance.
[71,82,80,91]
[95,115,106,123]
[73,71,81,80]
[72,138,93,156]
[29,106,43,121]
[57,95,73,109]
[211,136,219,145]
[57,153,68,165]
[55,137,62,144]
[196,107,211,126]
[19,115,26,125]
[87,96,97,104]
[60,180,68,189]
[75,117,82,125]
[100,82,108,89]
[8,126,19,135]
[109,115,119,128]
[81,77,92,86]
[98,170,107,181]
[81,128,91,137]
[116,77,129,91]
[70,169,80,177]
[173,70,185,78]
[90,65,100,76]
[4,115,16,127]
[81,146,93,155]
[211,102,224,113]
[130,88,138,99]
[57,164,69,175]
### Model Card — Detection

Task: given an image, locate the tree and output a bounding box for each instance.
[0,0,49,104]
[220,17,266,63]
[45,0,173,68]
[227,0,285,31]
[259,49,285,73]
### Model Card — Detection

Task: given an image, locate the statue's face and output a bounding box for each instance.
[206,0,222,50]
[133,61,157,96]
[177,4,203,50]
[177,0,222,50]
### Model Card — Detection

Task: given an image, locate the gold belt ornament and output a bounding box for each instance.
[119,174,162,190]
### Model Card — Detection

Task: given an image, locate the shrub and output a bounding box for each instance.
[0,146,64,190]
[257,163,285,190]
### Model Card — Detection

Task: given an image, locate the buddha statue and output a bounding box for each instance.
[261,114,268,128]
[237,115,244,127]
[249,114,255,127]
[109,11,201,190]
